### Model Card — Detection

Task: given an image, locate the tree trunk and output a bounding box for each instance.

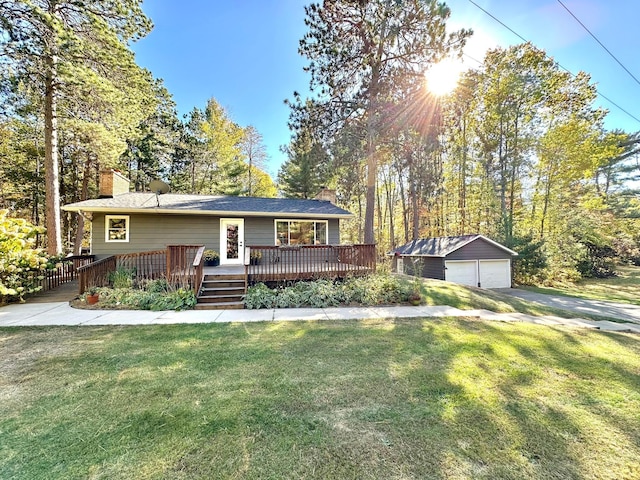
[364,120,377,244]
[44,45,62,255]
[73,154,93,255]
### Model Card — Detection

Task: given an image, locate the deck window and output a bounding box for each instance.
[105,215,129,242]
[275,220,328,245]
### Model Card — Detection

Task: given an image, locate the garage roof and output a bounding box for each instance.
[393,235,518,257]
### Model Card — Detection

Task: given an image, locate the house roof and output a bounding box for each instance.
[392,235,518,257]
[62,193,353,219]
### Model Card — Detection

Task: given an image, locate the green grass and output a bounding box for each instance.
[2,320,639,479]
[523,264,640,306]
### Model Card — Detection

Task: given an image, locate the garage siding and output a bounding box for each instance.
[396,256,445,279]
[447,238,513,260]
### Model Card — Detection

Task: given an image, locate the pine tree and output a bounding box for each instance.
[0,0,152,253]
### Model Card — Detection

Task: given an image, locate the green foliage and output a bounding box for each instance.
[203,250,219,261]
[0,210,48,303]
[0,0,154,253]
[108,267,135,289]
[91,278,196,311]
[243,283,277,309]
[278,128,332,198]
[576,242,617,279]
[295,0,470,242]
[148,287,197,311]
[508,234,548,285]
[244,274,415,309]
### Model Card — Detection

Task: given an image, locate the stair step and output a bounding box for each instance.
[202,285,244,295]
[198,294,244,303]
[201,281,245,289]
[195,301,244,310]
[203,274,245,281]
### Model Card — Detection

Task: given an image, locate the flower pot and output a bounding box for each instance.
[204,259,219,267]
[408,294,421,306]
[86,293,99,305]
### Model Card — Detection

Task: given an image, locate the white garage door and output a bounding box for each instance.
[445,261,478,287]
[479,260,511,288]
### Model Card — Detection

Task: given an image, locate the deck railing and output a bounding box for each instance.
[78,246,205,294]
[38,255,95,292]
[166,245,205,291]
[246,244,376,283]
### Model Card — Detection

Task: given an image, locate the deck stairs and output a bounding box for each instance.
[195,273,245,310]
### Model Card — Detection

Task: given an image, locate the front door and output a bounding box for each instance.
[220,218,245,265]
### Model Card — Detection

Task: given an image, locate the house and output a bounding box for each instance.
[62,170,353,264]
[392,235,518,288]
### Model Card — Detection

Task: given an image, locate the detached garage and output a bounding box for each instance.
[392,235,518,289]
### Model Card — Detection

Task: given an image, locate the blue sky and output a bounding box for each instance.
[133,0,640,176]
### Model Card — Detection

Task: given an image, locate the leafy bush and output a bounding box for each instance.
[244,273,415,309]
[148,287,197,311]
[508,234,548,285]
[243,282,276,309]
[0,210,48,303]
[576,242,617,278]
[89,279,196,311]
[108,267,135,289]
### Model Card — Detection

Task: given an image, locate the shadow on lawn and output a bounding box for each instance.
[452,322,640,479]
[2,321,639,479]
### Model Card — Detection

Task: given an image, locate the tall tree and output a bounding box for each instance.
[176,98,247,195]
[123,80,180,192]
[297,0,470,243]
[0,0,152,254]
[241,126,268,196]
[278,127,331,199]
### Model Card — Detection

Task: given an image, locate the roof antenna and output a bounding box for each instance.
[149,179,170,207]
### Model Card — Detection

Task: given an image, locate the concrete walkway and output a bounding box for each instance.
[1,301,639,333]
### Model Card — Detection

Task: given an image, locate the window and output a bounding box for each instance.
[275,220,328,245]
[105,215,129,242]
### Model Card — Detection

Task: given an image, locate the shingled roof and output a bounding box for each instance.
[62,193,352,219]
[393,235,517,257]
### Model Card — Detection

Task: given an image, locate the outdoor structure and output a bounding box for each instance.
[392,235,517,289]
[63,171,353,263]
[63,171,376,308]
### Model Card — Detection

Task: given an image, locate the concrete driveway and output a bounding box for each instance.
[497,289,640,324]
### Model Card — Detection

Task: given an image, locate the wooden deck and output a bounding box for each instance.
[245,244,376,283]
[77,244,376,295]
[203,262,373,283]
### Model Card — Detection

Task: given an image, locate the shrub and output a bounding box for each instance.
[143,278,170,293]
[148,287,197,311]
[0,210,48,303]
[88,279,196,311]
[108,267,135,289]
[244,282,276,309]
[244,273,415,309]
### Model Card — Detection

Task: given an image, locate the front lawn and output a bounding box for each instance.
[523,264,640,306]
[2,320,639,479]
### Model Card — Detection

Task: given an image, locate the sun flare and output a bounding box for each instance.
[424,59,463,96]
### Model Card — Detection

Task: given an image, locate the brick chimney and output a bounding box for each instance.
[99,170,130,198]
[315,186,336,204]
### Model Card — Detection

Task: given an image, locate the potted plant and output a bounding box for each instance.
[86,287,100,305]
[408,278,422,306]
[249,250,262,265]
[203,250,220,267]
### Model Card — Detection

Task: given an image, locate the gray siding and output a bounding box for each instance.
[447,238,512,260]
[91,213,341,258]
[244,218,339,245]
[401,256,445,280]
